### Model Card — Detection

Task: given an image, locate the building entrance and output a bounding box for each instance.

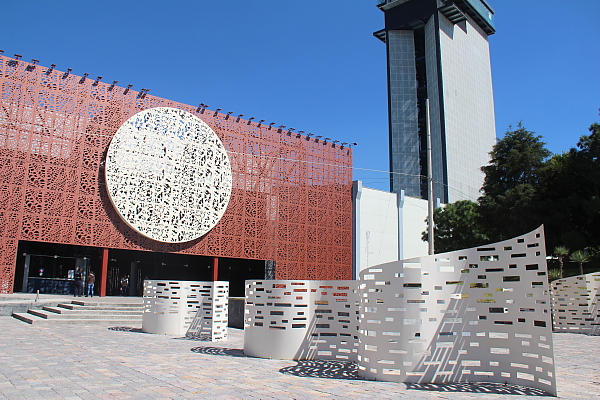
[13,241,269,297]
[14,241,102,295]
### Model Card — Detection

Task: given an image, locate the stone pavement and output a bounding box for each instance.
[0,316,598,399]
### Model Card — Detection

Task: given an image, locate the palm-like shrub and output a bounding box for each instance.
[547,269,562,282]
[553,246,569,278]
[569,250,591,275]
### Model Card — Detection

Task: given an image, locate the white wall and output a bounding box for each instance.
[353,181,429,278]
[399,194,429,260]
[353,182,399,278]
[436,13,497,203]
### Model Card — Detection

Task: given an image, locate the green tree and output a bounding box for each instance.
[537,122,600,252]
[569,250,591,275]
[576,122,600,160]
[552,246,569,278]
[479,123,551,241]
[422,200,488,253]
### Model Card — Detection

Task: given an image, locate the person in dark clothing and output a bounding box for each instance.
[74,268,84,297]
[120,275,129,296]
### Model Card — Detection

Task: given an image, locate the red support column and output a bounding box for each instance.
[100,248,109,297]
[212,256,219,281]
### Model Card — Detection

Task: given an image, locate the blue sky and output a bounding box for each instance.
[1,0,598,191]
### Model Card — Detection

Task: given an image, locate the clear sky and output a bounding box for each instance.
[1,0,598,192]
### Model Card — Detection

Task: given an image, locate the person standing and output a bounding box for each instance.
[86,271,95,297]
[120,275,129,296]
[73,268,83,297]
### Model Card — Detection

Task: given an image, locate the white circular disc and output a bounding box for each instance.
[105,107,232,243]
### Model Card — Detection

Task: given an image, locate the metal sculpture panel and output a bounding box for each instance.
[142,280,228,339]
[551,272,600,335]
[358,226,555,395]
[244,280,359,360]
[186,281,229,341]
[243,227,557,396]
[0,55,353,292]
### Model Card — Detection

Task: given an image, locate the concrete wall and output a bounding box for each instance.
[436,12,497,202]
[353,182,429,278]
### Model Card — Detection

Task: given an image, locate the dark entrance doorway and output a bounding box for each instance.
[106,249,215,296]
[14,241,269,297]
[218,257,267,297]
[14,241,103,295]
[105,250,266,297]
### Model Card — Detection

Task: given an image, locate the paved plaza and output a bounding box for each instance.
[0,315,598,399]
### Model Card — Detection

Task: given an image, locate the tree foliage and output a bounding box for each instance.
[478,123,551,241]
[423,120,600,274]
[553,246,569,278]
[422,200,488,253]
[480,123,551,196]
[537,122,600,252]
[569,250,591,275]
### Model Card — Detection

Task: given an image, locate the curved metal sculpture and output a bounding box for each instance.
[551,272,600,335]
[142,280,229,339]
[244,227,557,396]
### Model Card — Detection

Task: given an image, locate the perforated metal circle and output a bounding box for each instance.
[105,107,232,243]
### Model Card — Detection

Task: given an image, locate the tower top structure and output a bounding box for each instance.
[376,0,495,35]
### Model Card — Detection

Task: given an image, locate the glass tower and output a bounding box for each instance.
[375,0,497,203]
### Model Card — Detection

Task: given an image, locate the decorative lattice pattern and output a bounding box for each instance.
[142,280,228,339]
[105,107,232,243]
[0,55,353,292]
[551,272,600,335]
[243,227,557,396]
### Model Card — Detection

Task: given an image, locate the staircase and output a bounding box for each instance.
[12,300,143,325]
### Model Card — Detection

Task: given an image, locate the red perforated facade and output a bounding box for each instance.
[0,55,353,293]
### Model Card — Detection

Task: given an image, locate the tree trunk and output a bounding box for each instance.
[559,258,564,278]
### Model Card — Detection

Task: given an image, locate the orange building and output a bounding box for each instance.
[0,54,353,296]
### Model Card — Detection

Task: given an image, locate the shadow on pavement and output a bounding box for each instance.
[279,360,365,381]
[405,382,552,396]
[190,346,247,358]
[174,335,213,342]
[280,362,555,395]
[108,326,144,333]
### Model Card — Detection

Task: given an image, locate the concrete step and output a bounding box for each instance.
[12,312,142,325]
[27,309,142,320]
[71,300,142,308]
[0,300,68,316]
[58,303,144,312]
[42,306,142,315]
[12,298,144,325]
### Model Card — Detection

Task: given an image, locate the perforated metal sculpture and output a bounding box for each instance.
[551,272,600,335]
[244,227,557,396]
